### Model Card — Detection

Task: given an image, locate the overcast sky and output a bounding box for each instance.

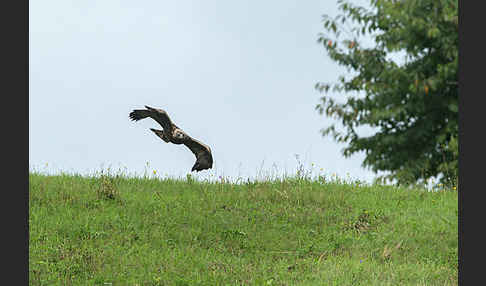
[29,0,379,182]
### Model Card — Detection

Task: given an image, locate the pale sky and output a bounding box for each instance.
[29,0,379,182]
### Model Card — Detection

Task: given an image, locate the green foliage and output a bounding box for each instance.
[30,172,457,285]
[437,135,458,187]
[316,0,458,186]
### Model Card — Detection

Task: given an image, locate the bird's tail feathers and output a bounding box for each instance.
[150,128,163,136]
[150,128,169,142]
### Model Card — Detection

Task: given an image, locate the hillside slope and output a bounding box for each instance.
[29,173,458,285]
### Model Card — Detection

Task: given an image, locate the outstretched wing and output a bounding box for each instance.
[129,105,174,131]
[183,136,213,172]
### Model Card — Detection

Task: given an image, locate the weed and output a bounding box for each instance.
[95,172,120,201]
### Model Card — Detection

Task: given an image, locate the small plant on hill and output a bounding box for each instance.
[95,172,120,201]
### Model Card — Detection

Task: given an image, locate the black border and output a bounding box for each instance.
[458,0,477,285]
[4,0,28,283]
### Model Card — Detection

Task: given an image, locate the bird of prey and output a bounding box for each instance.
[129,105,213,172]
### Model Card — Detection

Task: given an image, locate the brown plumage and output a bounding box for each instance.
[129,105,213,172]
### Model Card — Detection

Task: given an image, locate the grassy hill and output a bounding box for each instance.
[29,172,458,285]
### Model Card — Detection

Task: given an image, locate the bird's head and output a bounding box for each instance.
[174,130,185,140]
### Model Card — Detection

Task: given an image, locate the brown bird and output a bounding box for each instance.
[129,105,213,172]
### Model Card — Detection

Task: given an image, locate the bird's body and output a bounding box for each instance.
[129,106,213,172]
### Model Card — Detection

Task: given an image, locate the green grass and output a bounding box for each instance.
[29,172,458,285]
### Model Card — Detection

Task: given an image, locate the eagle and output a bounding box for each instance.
[129,105,213,172]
